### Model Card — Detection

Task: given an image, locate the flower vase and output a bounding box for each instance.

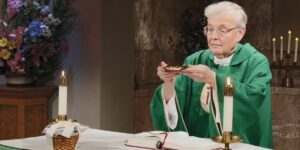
[5,74,33,86]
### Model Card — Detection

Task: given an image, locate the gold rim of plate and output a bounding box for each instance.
[165,66,188,72]
[211,136,243,143]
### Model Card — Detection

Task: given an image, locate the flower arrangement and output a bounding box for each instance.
[0,0,77,84]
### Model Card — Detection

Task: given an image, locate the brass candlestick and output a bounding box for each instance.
[58,115,68,121]
[281,69,293,87]
[59,71,68,86]
[224,78,233,96]
[211,77,242,150]
[212,132,243,150]
[281,54,294,87]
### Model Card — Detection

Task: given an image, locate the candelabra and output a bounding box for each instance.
[271,32,299,88]
[271,53,300,88]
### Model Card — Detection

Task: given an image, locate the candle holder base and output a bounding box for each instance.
[281,76,294,88]
[281,68,294,88]
[58,115,68,121]
[211,132,243,150]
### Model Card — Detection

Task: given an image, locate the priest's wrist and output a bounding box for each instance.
[206,71,216,89]
[163,81,175,103]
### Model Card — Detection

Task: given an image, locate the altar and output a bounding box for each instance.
[0,129,270,150]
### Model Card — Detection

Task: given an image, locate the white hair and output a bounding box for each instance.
[204,1,247,27]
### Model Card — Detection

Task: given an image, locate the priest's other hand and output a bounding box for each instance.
[157,61,179,84]
[157,61,179,102]
[182,64,216,88]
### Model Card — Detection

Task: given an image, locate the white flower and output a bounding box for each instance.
[53,18,61,26]
[9,33,16,38]
[41,25,52,37]
[2,21,7,27]
[43,17,52,25]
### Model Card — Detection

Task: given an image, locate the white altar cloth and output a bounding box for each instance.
[0,129,271,150]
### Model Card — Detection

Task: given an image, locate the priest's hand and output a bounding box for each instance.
[182,64,216,88]
[157,61,179,102]
[157,61,180,84]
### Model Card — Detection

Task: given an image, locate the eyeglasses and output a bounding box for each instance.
[203,26,240,36]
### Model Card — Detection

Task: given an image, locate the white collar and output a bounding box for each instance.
[213,54,234,66]
[213,46,236,66]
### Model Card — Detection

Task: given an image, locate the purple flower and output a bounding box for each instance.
[27,20,44,37]
[7,0,22,16]
[40,5,51,15]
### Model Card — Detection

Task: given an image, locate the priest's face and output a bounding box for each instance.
[206,14,246,58]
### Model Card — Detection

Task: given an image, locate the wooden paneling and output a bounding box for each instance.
[0,86,57,140]
[25,104,47,137]
[135,50,183,86]
[0,105,18,139]
[134,88,155,133]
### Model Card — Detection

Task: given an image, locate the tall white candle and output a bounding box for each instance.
[59,71,68,116]
[272,38,276,62]
[294,37,299,63]
[288,30,291,55]
[280,36,283,61]
[223,77,233,132]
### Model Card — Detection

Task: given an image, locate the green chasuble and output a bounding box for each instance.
[150,43,272,148]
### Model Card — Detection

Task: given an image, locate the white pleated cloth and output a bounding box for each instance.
[43,120,89,138]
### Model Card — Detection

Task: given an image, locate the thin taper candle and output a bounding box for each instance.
[288,30,291,55]
[280,36,283,61]
[294,38,299,63]
[272,38,276,62]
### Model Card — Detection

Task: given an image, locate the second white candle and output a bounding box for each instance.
[224,95,233,132]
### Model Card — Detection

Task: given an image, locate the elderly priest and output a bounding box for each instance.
[151,1,272,149]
